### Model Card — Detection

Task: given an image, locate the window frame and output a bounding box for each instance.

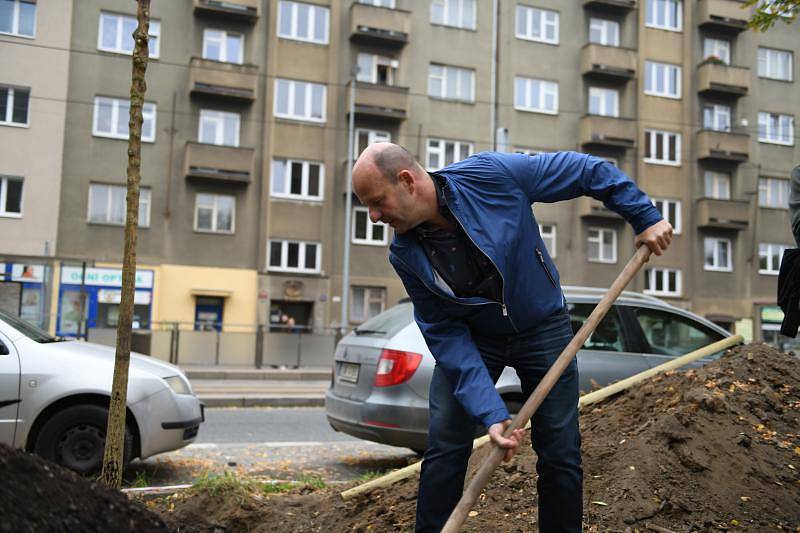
[515,4,559,45]
[587,227,617,264]
[202,28,244,64]
[350,286,387,323]
[538,223,557,258]
[0,0,36,38]
[355,128,391,159]
[430,0,476,30]
[588,86,619,117]
[758,111,794,146]
[357,53,399,85]
[704,170,732,200]
[589,17,619,47]
[193,193,236,234]
[97,11,161,58]
[757,47,793,82]
[358,0,396,7]
[0,85,30,127]
[428,64,475,102]
[758,177,789,208]
[703,237,733,272]
[277,1,330,45]
[514,76,559,115]
[759,243,789,275]
[645,0,683,32]
[644,267,682,297]
[703,37,730,65]
[267,239,322,274]
[274,78,327,123]
[270,158,325,202]
[87,182,151,228]
[703,103,731,132]
[652,198,681,234]
[0,175,23,218]
[198,109,241,147]
[644,129,681,166]
[352,207,388,246]
[644,61,682,99]
[92,96,157,143]
[426,138,474,171]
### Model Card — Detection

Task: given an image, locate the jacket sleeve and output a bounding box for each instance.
[489,151,664,235]
[790,165,800,247]
[389,253,510,428]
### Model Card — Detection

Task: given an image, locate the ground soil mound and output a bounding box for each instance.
[0,443,169,532]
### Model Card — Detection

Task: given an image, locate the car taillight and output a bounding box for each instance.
[374,349,423,387]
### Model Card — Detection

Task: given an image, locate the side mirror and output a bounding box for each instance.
[0,342,8,356]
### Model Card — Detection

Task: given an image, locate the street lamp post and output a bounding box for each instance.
[341,77,356,336]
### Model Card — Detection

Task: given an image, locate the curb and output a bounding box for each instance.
[198,396,325,408]
[184,369,332,381]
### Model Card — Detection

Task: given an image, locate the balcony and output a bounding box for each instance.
[189,58,258,102]
[698,0,748,33]
[697,62,749,97]
[353,82,408,121]
[578,197,623,220]
[350,2,410,47]
[583,0,636,13]
[581,44,636,81]
[580,116,636,150]
[697,130,749,163]
[183,142,254,185]
[193,0,259,21]
[696,198,750,230]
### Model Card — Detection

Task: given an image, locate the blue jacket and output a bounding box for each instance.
[388,151,663,428]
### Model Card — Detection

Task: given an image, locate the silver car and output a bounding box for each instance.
[0,309,204,474]
[325,286,730,452]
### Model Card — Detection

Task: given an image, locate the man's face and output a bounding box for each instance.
[354,172,419,235]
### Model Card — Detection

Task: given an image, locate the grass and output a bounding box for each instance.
[355,470,384,483]
[130,470,152,489]
[190,471,328,499]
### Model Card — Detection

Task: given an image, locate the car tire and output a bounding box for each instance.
[33,404,133,476]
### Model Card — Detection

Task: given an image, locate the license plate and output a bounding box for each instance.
[339,362,360,383]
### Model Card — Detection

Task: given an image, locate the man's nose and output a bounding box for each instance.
[369,209,382,223]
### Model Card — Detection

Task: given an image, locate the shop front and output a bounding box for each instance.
[760,305,800,352]
[0,262,50,328]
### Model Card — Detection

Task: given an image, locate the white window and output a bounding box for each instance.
[514,148,542,156]
[268,240,321,273]
[589,18,619,46]
[645,0,682,31]
[538,223,556,258]
[587,227,617,263]
[355,129,391,159]
[652,198,681,234]
[274,78,326,122]
[194,193,235,234]
[428,64,475,102]
[351,286,386,323]
[277,1,329,44]
[202,29,244,64]
[353,207,388,245]
[0,0,35,38]
[198,110,240,147]
[759,177,790,208]
[644,61,681,98]
[516,5,559,44]
[0,85,29,126]
[93,97,157,142]
[703,38,730,65]
[357,53,399,85]
[0,176,23,217]
[426,138,473,170]
[758,47,793,81]
[703,104,731,132]
[644,129,680,166]
[88,183,151,227]
[644,268,681,296]
[430,0,476,30]
[271,159,324,201]
[758,112,794,145]
[588,87,619,117]
[759,243,789,275]
[704,171,731,200]
[704,238,732,272]
[359,0,396,7]
[98,12,160,58]
[514,77,558,114]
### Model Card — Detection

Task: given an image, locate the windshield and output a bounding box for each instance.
[0,309,59,343]
[354,302,414,337]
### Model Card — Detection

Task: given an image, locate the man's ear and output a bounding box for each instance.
[397,169,415,192]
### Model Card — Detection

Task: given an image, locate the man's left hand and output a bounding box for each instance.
[634,219,673,256]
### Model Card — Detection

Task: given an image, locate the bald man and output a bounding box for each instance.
[353,143,672,532]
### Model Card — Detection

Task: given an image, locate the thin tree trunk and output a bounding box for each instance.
[100,0,150,489]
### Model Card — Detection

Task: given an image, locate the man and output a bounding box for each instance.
[352,143,672,532]
[790,165,800,247]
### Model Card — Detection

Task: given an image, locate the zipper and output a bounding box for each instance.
[536,247,558,288]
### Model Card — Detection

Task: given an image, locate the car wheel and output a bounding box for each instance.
[33,404,133,476]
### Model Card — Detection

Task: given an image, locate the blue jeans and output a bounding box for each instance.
[416,310,582,532]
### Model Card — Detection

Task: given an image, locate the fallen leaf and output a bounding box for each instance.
[468,511,478,517]
[740,496,751,502]
[591,501,608,506]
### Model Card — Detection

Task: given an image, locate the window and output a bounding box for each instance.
[274,78,326,122]
[758,112,794,145]
[704,171,731,200]
[357,53,398,85]
[514,148,542,156]
[426,138,473,170]
[516,5,559,44]
[359,0,395,7]
[271,159,323,201]
[644,61,681,98]
[0,85,29,126]
[351,286,386,323]
[539,224,556,258]
[430,0,476,30]
[587,227,617,263]
[202,29,243,64]
[652,198,681,234]
[514,77,558,114]
[0,0,34,37]
[194,193,234,234]
[758,177,789,208]
[589,18,619,46]
[758,47,793,81]
[588,87,619,117]
[88,183,151,227]
[0,176,22,217]
[428,64,475,102]
[353,207,388,245]
[93,97,157,142]
[633,307,723,357]
[198,110,240,147]
[98,12,160,58]
[277,1,329,44]
[570,304,628,352]
[268,240,321,273]
[703,38,730,65]
[355,129,391,158]
[644,268,681,297]
[645,0,682,31]
[644,129,680,166]
[704,237,732,272]
[703,104,731,132]
[759,243,789,275]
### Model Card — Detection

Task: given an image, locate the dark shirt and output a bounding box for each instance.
[789,165,800,247]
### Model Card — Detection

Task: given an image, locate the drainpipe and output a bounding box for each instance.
[340,77,356,336]
[490,0,499,150]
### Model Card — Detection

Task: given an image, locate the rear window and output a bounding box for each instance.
[354,302,413,337]
[632,307,725,357]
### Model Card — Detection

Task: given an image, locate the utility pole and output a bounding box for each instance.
[340,75,356,335]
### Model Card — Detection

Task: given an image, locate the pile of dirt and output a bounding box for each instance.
[0,443,169,532]
[148,343,800,531]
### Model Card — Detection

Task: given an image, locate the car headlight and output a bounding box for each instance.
[163,375,193,395]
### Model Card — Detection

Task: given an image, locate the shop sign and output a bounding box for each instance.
[11,264,45,283]
[0,263,6,280]
[97,289,152,305]
[61,267,154,289]
[761,306,784,324]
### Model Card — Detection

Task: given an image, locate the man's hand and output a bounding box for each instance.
[634,219,673,256]
[488,420,524,462]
